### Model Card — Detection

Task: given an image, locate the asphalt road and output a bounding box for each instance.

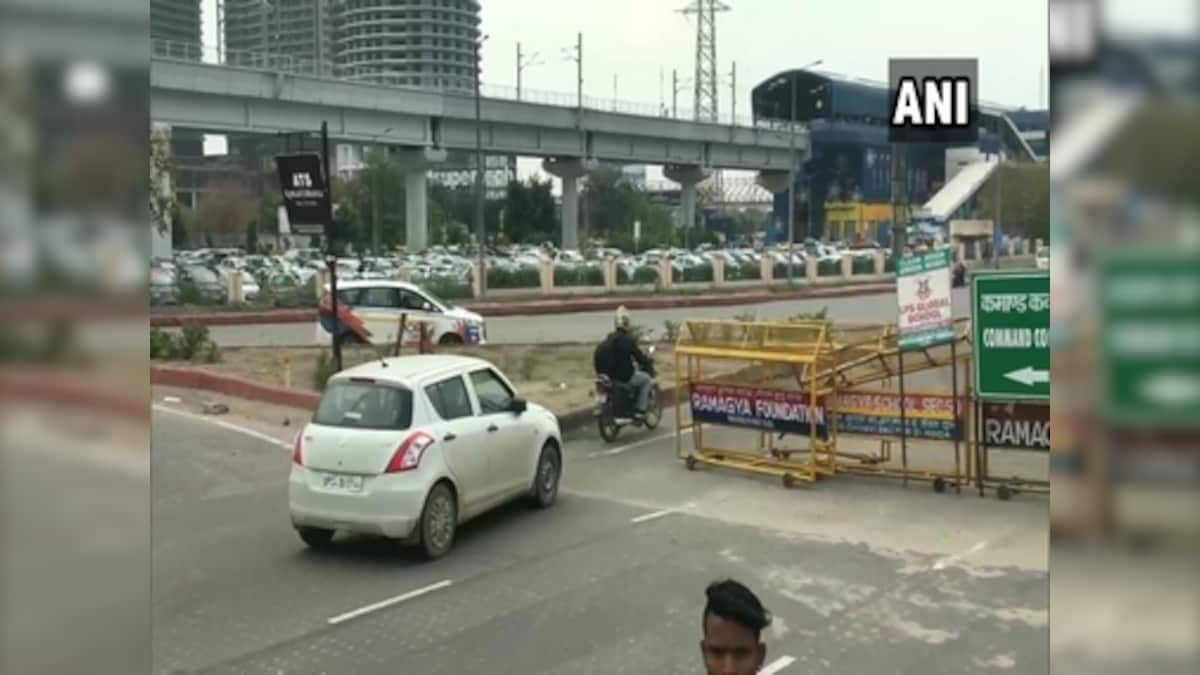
[152,403,1048,674]
[204,287,975,348]
[1,406,150,675]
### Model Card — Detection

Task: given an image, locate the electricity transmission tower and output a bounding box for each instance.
[679,0,730,227]
[678,0,729,122]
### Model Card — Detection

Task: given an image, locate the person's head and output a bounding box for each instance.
[700,579,770,675]
[614,306,632,333]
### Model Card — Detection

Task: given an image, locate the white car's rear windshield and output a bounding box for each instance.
[313,380,413,430]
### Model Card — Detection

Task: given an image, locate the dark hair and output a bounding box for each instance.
[703,579,772,637]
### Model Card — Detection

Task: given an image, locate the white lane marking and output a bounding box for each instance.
[630,509,675,524]
[327,579,453,625]
[152,404,292,450]
[162,396,182,404]
[761,655,796,674]
[588,427,695,459]
[931,540,989,571]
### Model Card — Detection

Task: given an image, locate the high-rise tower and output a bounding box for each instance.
[334,0,482,92]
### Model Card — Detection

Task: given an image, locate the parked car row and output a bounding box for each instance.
[151,241,905,306]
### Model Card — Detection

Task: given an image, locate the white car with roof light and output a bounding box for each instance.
[317,279,487,347]
[288,355,563,559]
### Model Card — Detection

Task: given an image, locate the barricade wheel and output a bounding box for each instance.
[685,456,697,471]
[933,477,946,493]
[997,485,1013,501]
[782,473,795,489]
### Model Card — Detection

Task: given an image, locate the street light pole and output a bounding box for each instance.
[786,75,797,287]
[474,34,488,297]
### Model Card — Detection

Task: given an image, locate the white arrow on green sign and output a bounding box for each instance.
[972,271,1050,401]
[1003,366,1049,387]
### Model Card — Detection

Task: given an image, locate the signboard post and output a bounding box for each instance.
[897,248,955,350]
[1100,252,1200,427]
[274,122,341,370]
[971,271,1050,401]
[895,248,956,487]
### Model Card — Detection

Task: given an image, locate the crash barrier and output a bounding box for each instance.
[672,317,1049,497]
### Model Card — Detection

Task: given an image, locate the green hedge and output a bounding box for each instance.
[422,276,474,300]
[487,266,541,289]
[618,265,659,286]
[725,261,761,281]
[884,255,897,273]
[554,265,604,287]
[852,256,877,275]
[817,259,841,277]
[672,262,714,284]
[773,261,802,280]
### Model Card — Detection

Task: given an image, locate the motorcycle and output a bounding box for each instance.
[594,345,663,443]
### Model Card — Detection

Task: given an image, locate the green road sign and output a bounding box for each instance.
[972,271,1050,400]
[1100,252,1200,427]
[896,248,954,352]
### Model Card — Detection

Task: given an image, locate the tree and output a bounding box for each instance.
[171,203,192,249]
[974,164,1050,241]
[195,179,257,243]
[150,126,176,237]
[502,177,557,244]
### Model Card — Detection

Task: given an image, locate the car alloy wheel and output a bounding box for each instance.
[534,445,560,508]
[420,483,457,559]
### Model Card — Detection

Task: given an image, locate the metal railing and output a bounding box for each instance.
[151,39,765,129]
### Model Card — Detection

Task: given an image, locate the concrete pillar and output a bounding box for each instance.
[659,257,675,289]
[226,269,243,305]
[760,254,775,282]
[603,257,618,290]
[805,257,818,282]
[540,258,554,292]
[841,255,854,279]
[471,261,484,298]
[712,255,726,285]
[315,269,329,300]
[956,242,967,262]
[393,147,448,252]
[542,157,595,251]
[874,251,886,275]
[664,164,711,237]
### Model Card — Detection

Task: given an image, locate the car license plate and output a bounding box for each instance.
[320,473,364,493]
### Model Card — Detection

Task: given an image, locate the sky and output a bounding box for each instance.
[201,0,1051,184]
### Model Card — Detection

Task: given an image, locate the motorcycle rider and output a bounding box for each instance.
[594,306,656,421]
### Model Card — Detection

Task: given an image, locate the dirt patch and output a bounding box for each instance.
[157,342,741,418]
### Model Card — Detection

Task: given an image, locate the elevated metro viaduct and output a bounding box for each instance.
[150,56,805,251]
[751,69,1049,244]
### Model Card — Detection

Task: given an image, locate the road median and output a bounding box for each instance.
[149,281,895,328]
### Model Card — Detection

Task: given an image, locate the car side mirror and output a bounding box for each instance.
[509,398,528,415]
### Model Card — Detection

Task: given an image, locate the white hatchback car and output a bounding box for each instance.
[288,355,563,559]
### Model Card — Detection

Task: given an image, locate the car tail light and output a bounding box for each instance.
[384,431,436,473]
[292,433,304,466]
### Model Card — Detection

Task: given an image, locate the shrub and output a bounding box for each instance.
[488,266,540,289]
[788,306,829,322]
[773,261,801,280]
[734,311,757,323]
[852,256,876,275]
[179,323,211,360]
[150,328,178,359]
[817,259,841,277]
[619,265,659,286]
[884,255,897,273]
[554,265,604,287]
[422,276,474,300]
[663,320,681,343]
[726,261,761,281]
[177,281,208,306]
[673,262,714,284]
